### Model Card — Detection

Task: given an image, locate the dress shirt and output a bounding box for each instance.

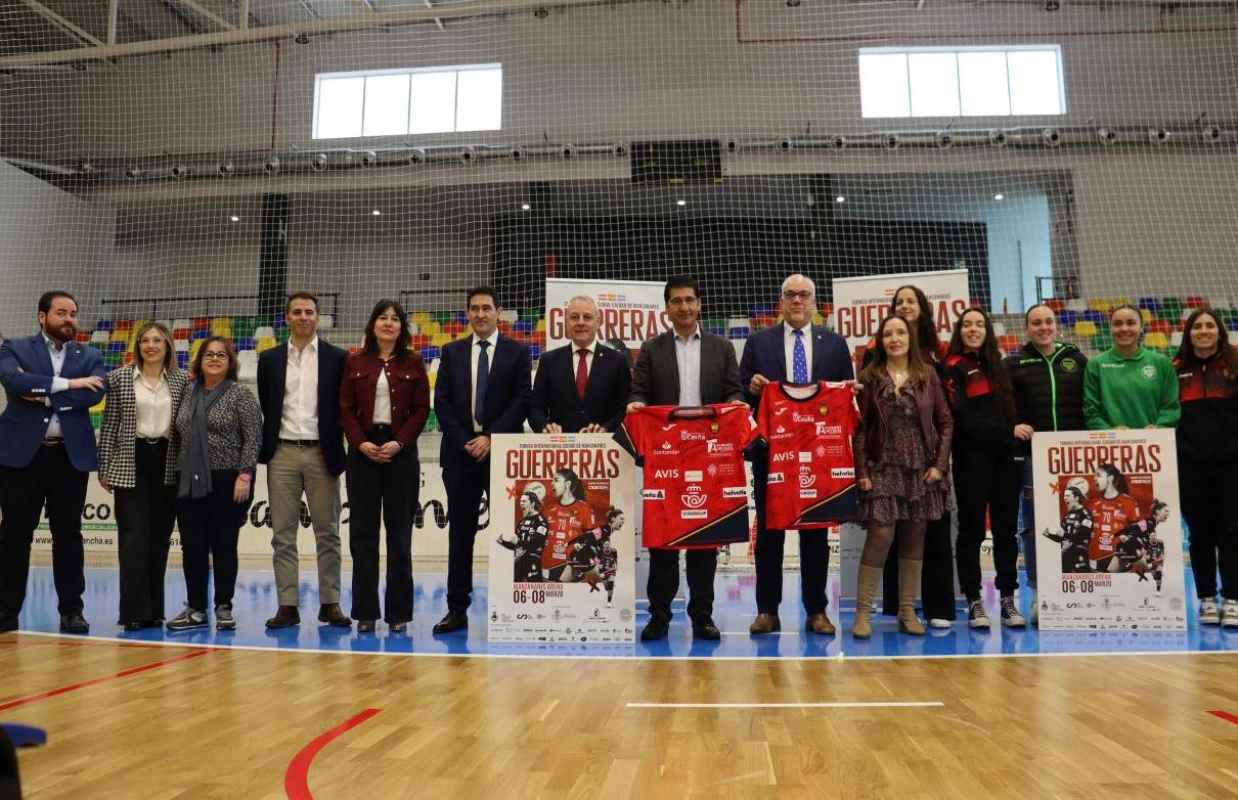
[372,364,392,425]
[43,332,71,438]
[784,321,813,383]
[279,336,319,440]
[572,339,597,377]
[133,367,172,438]
[673,325,702,407]
[469,330,500,432]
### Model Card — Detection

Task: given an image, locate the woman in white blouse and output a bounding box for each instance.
[98,322,189,631]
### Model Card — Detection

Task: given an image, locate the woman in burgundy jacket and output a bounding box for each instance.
[340,300,430,633]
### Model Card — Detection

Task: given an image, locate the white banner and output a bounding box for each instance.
[1032,429,1187,630]
[487,432,637,643]
[830,269,970,356]
[545,277,670,351]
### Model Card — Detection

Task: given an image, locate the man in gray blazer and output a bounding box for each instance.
[627,275,743,641]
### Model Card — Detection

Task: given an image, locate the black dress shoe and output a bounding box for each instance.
[0,615,18,633]
[640,619,669,641]
[432,611,468,634]
[266,605,301,629]
[692,619,721,640]
[60,613,89,634]
[318,604,351,628]
[357,620,376,633]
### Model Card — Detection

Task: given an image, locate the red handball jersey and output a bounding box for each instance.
[1088,493,1141,560]
[541,500,597,569]
[615,403,756,549]
[755,381,861,530]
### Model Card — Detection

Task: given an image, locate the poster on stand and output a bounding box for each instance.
[545,277,669,352]
[487,432,637,643]
[1032,429,1187,630]
[831,269,970,359]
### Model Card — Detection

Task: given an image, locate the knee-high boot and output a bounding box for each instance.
[853,564,883,639]
[898,558,926,636]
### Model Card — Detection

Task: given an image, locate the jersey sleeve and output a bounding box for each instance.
[613,410,647,463]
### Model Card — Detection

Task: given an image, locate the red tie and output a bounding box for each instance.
[575,349,589,401]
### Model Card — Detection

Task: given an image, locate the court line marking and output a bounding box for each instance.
[0,649,212,712]
[626,701,944,709]
[1206,709,1238,726]
[284,707,382,800]
[8,630,1238,663]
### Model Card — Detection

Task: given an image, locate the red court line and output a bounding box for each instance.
[0,649,212,712]
[285,708,382,800]
[1207,709,1238,726]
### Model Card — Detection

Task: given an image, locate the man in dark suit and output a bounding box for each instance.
[0,291,107,633]
[529,295,631,434]
[433,286,532,633]
[627,275,744,641]
[740,274,854,636]
[257,292,351,629]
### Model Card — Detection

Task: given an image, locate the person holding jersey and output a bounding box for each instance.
[1173,308,1238,625]
[1084,304,1179,430]
[862,285,957,628]
[944,308,1024,628]
[1005,303,1088,620]
[852,315,954,639]
[339,300,430,633]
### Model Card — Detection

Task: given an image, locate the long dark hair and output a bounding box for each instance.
[948,307,1016,422]
[362,299,410,356]
[554,468,586,504]
[1175,308,1238,377]
[1096,463,1129,495]
[860,315,930,386]
[890,284,941,362]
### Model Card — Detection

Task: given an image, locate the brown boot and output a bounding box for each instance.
[897,558,926,636]
[853,564,882,639]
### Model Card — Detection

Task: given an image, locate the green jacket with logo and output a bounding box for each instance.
[1083,346,1181,430]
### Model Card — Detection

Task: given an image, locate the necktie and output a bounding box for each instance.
[576,349,589,401]
[792,328,808,384]
[475,340,490,426]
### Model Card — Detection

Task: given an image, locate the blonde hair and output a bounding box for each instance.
[130,321,176,372]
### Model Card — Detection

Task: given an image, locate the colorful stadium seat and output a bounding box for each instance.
[255,337,277,353]
[1074,320,1098,338]
[1144,332,1170,351]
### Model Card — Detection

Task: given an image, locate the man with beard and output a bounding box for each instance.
[0,291,108,633]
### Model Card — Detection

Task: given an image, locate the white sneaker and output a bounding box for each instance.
[1000,596,1026,628]
[967,600,991,629]
[928,618,953,629]
[1221,599,1238,628]
[1200,598,1221,625]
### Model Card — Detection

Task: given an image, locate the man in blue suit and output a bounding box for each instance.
[739,274,853,637]
[0,291,108,633]
[432,286,531,634]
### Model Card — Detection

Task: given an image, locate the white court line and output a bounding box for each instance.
[626,701,944,709]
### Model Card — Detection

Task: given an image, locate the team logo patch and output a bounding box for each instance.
[681,493,708,509]
[707,463,718,477]
[799,472,817,488]
[1141,365,1157,380]
[710,422,720,432]
[1061,357,1078,372]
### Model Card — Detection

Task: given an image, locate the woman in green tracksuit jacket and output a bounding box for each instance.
[1084,305,1181,430]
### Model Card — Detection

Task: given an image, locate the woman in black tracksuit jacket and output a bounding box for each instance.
[945,308,1025,628]
[1004,304,1088,606]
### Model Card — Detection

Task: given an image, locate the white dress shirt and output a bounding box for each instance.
[673,325,702,407]
[783,321,814,383]
[133,367,172,439]
[279,336,319,440]
[470,330,499,432]
[571,339,597,378]
[372,365,392,425]
[43,333,72,439]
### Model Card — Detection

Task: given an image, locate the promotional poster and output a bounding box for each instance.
[1032,429,1187,630]
[487,432,637,643]
[544,277,670,352]
[830,268,970,357]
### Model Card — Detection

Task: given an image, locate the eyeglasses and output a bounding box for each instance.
[202,351,229,360]
[782,290,813,301]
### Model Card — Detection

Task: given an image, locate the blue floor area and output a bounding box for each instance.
[13,566,1238,659]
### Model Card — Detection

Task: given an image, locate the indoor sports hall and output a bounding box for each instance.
[1,1,1237,797]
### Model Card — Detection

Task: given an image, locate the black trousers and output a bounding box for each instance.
[953,447,1023,599]
[445,455,488,613]
[1181,457,1238,599]
[753,464,830,615]
[345,429,417,623]
[176,469,250,612]
[0,444,87,617]
[883,512,956,620]
[647,547,716,624]
[114,440,176,623]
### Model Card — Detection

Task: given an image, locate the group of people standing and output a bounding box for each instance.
[0,279,1233,639]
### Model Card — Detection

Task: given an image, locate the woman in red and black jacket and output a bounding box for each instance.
[945,308,1024,629]
[340,300,431,633]
[1173,308,1238,626]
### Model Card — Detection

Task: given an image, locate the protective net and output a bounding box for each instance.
[1,0,1236,429]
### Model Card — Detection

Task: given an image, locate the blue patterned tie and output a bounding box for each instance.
[792,328,808,384]
[475,340,489,426]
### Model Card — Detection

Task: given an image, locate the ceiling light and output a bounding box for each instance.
[835,195,846,203]
[521,203,531,211]
[230,215,240,222]
[371,209,381,216]
[993,193,1005,201]
[676,199,687,207]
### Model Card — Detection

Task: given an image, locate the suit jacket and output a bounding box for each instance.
[434,334,532,468]
[0,333,108,471]
[257,339,349,476]
[97,366,190,488]
[629,329,743,407]
[529,342,631,433]
[739,323,854,410]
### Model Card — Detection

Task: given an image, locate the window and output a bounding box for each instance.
[312,64,502,139]
[859,46,1064,119]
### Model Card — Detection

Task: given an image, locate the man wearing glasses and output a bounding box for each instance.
[739,274,853,636]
